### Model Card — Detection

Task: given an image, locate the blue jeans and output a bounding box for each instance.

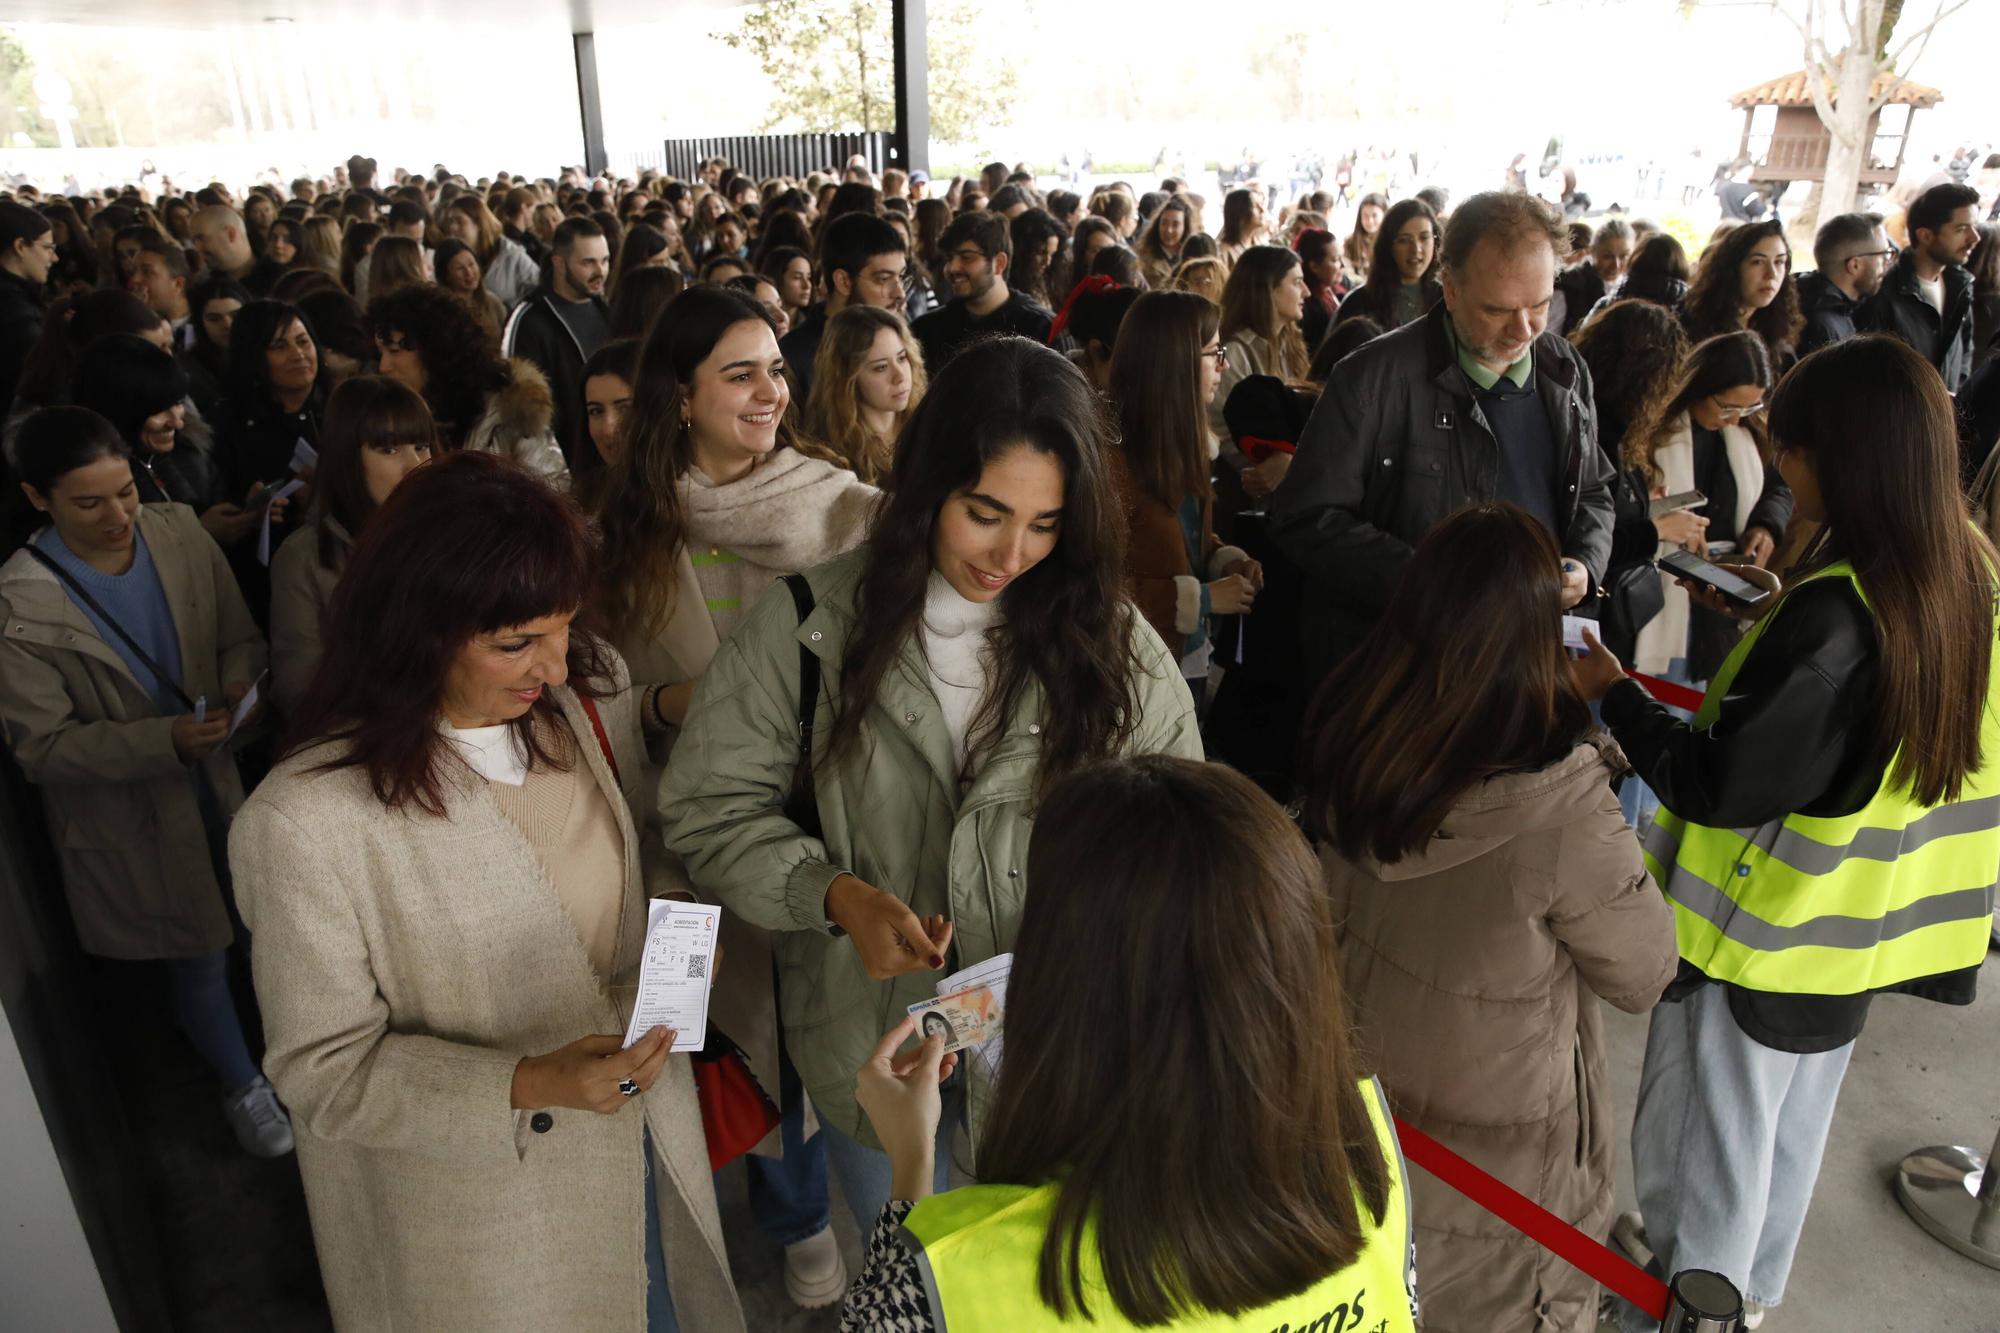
[166,949,261,1093]
[1616,985,1855,1330]
[820,1081,963,1232]
[642,1130,680,1333]
[739,1029,832,1246]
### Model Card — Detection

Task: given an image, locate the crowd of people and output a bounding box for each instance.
[0,147,1996,1333]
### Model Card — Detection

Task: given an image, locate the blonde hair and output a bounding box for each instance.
[801,305,926,484]
[446,195,505,265]
[1168,256,1228,306]
[299,215,344,274]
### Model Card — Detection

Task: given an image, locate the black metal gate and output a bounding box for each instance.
[658,132,893,182]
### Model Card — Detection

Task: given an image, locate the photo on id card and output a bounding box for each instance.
[906,983,1001,1054]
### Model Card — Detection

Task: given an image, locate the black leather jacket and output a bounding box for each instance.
[1267,303,1617,678]
[1603,575,1979,1050]
[1857,251,1976,393]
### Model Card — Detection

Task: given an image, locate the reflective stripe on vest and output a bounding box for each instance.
[896,1078,1418,1333]
[1645,560,2000,995]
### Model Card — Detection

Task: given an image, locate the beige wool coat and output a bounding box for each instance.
[1319,737,1678,1333]
[267,516,350,718]
[229,666,744,1333]
[0,502,266,959]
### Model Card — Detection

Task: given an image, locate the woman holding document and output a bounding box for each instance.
[229,450,742,1333]
[841,755,1420,1332]
[660,335,1201,1232]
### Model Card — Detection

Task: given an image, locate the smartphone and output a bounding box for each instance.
[1659,549,1771,608]
[1648,489,1707,517]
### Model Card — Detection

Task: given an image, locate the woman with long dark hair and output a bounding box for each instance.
[1575,337,2000,1333]
[440,194,540,311]
[1106,291,1261,702]
[1211,245,1310,496]
[0,407,283,1157]
[1343,191,1388,283]
[1309,503,1677,1333]
[267,375,433,715]
[1295,226,1341,352]
[370,284,568,487]
[231,450,744,1332]
[595,287,873,1307]
[659,335,1200,1234]
[1135,195,1193,289]
[1216,187,1268,267]
[841,756,1417,1332]
[1680,218,1803,369]
[1335,198,1441,332]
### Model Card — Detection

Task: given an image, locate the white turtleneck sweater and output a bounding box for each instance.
[918,570,1004,779]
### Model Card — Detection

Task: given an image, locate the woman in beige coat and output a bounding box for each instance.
[230,451,742,1332]
[1303,504,1678,1333]
[268,375,435,717]
[0,407,286,1155]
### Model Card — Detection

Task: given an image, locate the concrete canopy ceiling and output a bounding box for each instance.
[1,0,730,32]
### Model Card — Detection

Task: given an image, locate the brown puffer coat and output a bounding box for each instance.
[1319,736,1677,1333]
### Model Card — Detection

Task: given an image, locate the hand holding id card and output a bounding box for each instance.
[908,954,1011,1079]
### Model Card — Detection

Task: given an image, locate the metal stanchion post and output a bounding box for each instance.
[1659,1268,1744,1332]
[1894,1119,2000,1269]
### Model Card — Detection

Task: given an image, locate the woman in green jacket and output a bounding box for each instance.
[660,334,1202,1229]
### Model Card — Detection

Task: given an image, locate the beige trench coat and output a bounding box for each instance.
[229,667,744,1333]
[267,516,349,719]
[0,502,266,959]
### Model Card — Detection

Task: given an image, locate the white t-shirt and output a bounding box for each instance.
[1918,271,1946,314]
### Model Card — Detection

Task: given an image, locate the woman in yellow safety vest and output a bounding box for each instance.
[1574,335,1999,1332]
[837,754,1419,1333]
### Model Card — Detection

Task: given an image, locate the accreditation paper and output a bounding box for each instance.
[621,899,720,1053]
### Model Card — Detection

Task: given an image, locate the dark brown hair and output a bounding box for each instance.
[1569,298,1691,450]
[1218,245,1308,380]
[287,450,611,815]
[1108,291,1216,507]
[1625,330,1770,480]
[1304,503,1593,862]
[1347,198,1441,327]
[312,374,436,568]
[827,336,1137,793]
[1681,219,1803,358]
[979,754,1389,1323]
[1768,335,1995,806]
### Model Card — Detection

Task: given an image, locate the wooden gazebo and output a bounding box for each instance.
[1730,69,1942,185]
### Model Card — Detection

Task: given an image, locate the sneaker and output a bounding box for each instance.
[222,1076,295,1158]
[1612,1211,1656,1271]
[783,1227,847,1309]
[1743,1300,1765,1329]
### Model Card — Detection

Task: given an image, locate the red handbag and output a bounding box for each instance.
[578,696,781,1171]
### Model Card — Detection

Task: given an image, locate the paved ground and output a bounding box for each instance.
[96,946,2000,1330]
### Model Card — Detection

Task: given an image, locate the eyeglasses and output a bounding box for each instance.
[1201,347,1227,368]
[1713,398,1764,422]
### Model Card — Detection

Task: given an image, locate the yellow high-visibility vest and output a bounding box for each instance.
[896,1078,1417,1333]
[1643,560,2000,994]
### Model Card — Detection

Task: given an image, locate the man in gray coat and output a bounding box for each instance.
[1267,190,1616,680]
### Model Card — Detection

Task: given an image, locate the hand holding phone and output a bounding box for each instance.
[1660,549,1779,618]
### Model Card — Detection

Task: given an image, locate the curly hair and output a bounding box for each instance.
[367,284,508,437]
[1680,218,1803,360]
[1568,298,1690,449]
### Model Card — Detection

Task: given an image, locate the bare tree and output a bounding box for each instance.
[1771,0,1970,225]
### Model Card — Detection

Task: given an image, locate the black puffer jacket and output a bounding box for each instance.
[1267,302,1617,677]
[0,268,45,415]
[1857,251,1975,392]
[1796,270,1861,357]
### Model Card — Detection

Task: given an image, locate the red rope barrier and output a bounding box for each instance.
[1629,671,1706,714]
[1394,1116,1671,1320]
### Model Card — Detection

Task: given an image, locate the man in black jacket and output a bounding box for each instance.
[1858,182,1980,392]
[1267,190,1616,681]
[778,213,907,394]
[502,216,609,464]
[0,200,52,414]
[1796,212,1892,356]
[910,211,1054,373]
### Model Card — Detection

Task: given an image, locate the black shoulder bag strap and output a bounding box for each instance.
[778,573,824,839]
[24,545,199,712]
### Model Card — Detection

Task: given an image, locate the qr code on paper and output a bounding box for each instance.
[686,955,707,980]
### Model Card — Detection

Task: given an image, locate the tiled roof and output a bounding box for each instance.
[1730,69,1943,109]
